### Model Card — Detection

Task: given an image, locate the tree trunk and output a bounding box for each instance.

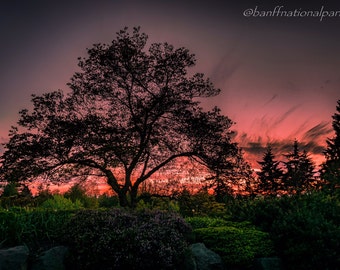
[129,185,139,209]
[104,169,131,207]
[117,191,130,207]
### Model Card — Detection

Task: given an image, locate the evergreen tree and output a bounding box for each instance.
[282,140,316,194]
[207,149,254,201]
[256,145,283,196]
[321,100,340,193]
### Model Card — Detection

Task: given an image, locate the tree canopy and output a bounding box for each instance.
[0,27,239,207]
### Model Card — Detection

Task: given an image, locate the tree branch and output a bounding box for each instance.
[135,152,198,186]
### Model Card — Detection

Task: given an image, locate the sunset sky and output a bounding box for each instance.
[1,0,340,169]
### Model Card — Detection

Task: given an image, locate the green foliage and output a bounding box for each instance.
[185,216,228,230]
[227,196,289,232]
[40,194,83,210]
[136,194,180,212]
[194,225,274,268]
[62,209,192,270]
[1,182,19,197]
[0,196,31,208]
[64,184,98,208]
[177,190,226,217]
[0,183,34,208]
[0,208,73,250]
[227,192,340,269]
[97,194,119,208]
[270,193,340,269]
[31,187,53,207]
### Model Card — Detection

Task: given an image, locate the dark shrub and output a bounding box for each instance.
[194,225,275,268]
[178,190,226,217]
[0,208,73,250]
[227,192,340,269]
[61,209,192,270]
[97,194,119,208]
[270,193,340,270]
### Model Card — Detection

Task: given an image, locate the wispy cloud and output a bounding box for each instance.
[302,121,333,141]
[238,120,332,167]
[263,94,278,106]
[210,51,240,86]
[273,104,300,128]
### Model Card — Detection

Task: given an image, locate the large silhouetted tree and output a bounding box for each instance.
[256,145,283,196]
[321,100,340,193]
[0,27,238,207]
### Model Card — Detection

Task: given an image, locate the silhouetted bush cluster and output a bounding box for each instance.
[194,223,274,268]
[227,192,340,269]
[270,194,340,269]
[61,209,192,270]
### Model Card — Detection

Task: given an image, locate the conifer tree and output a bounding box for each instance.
[321,100,340,193]
[256,145,283,196]
[282,140,316,194]
[207,148,254,201]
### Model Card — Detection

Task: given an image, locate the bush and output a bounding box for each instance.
[136,195,180,212]
[194,225,275,268]
[178,190,226,217]
[226,192,340,269]
[97,194,119,208]
[0,208,73,250]
[185,216,228,230]
[64,184,98,208]
[61,209,192,270]
[270,193,340,269]
[40,194,83,210]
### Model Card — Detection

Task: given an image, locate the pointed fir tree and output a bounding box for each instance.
[283,139,316,194]
[256,145,283,196]
[321,99,340,193]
